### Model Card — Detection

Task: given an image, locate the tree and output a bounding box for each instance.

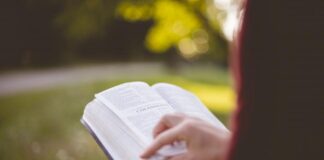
[57,0,231,62]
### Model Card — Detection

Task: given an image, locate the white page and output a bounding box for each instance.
[83,100,144,160]
[95,82,175,144]
[152,83,228,131]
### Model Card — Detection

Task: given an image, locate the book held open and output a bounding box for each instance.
[81,82,227,160]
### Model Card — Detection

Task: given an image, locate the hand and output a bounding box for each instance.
[140,113,231,160]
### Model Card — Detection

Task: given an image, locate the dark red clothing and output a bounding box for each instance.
[228,1,324,159]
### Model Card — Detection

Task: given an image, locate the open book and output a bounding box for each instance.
[81,82,227,160]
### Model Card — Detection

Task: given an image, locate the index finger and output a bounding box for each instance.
[141,125,184,158]
[153,113,186,138]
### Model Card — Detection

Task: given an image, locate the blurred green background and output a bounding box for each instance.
[0,0,240,159]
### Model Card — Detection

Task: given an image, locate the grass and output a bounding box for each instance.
[0,71,235,160]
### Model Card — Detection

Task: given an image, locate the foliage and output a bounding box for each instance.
[117,1,202,54]
[56,0,119,42]
[0,0,237,68]
[56,0,228,60]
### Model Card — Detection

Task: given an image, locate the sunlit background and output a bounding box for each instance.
[0,0,241,159]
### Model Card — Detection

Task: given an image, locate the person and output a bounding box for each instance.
[141,0,324,159]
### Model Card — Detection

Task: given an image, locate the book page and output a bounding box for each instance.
[95,82,175,144]
[152,83,228,131]
[82,100,144,160]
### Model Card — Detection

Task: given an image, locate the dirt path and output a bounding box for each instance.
[0,62,167,96]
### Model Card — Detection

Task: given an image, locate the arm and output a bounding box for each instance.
[140,113,231,160]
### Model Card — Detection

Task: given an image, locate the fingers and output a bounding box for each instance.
[141,125,184,158]
[141,113,199,159]
[167,154,189,160]
[153,113,186,138]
